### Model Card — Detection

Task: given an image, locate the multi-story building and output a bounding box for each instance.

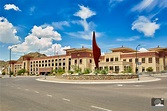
[7,46,167,75]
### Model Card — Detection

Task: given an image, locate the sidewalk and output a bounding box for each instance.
[36,75,165,84]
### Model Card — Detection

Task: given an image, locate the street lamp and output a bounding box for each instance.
[9,45,17,77]
[135,44,141,80]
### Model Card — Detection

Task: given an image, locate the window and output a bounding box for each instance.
[142,67,145,72]
[149,58,152,63]
[45,60,47,63]
[109,66,113,70]
[115,57,118,61]
[123,59,126,61]
[129,59,132,62]
[80,59,82,64]
[52,63,54,66]
[75,60,77,64]
[63,58,65,61]
[110,58,114,62]
[45,64,47,67]
[90,59,92,63]
[142,58,145,63]
[48,60,50,62]
[59,63,61,66]
[156,58,159,64]
[63,62,65,66]
[135,58,138,63]
[106,58,109,62]
[52,59,54,62]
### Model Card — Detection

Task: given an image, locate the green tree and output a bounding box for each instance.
[17,69,26,75]
[146,67,153,72]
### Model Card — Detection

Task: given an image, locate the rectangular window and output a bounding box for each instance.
[90,59,92,63]
[80,59,82,64]
[63,62,65,66]
[156,58,159,64]
[109,66,113,70]
[110,58,114,62]
[129,59,132,62]
[135,58,138,63]
[142,58,145,63]
[106,58,109,62]
[75,60,77,64]
[115,57,118,61]
[149,58,152,63]
[123,59,126,61]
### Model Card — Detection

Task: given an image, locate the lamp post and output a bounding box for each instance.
[135,44,141,80]
[9,45,17,77]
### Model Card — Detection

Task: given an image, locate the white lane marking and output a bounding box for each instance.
[117,84,123,87]
[47,94,53,97]
[17,87,21,89]
[133,85,143,87]
[25,89,29,91]
[34,91,39,93]
[91,105,112,111]
[62,98,71,102]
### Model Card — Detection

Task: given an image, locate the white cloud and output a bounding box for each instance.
[66,31,102,40]
[32,26,61,41]
[67,5,102,40]
[52,21,70,30]
[132,16,160,37]
[9,25,69,56]
[30,6,35,15]
[0,17,20,43]
[139,47,148,52]
[74,5,96,20]
[109,0,124,8]
[116,36,140,41]
[131,0,154,12]
[4,4,21,11]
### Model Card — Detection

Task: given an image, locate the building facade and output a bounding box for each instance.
[7,46,167,75]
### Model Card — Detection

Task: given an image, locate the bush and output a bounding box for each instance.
[2,72,5,75]
[100,69,108,75]
[161,70,167,73]
[83,68,92,74]
[146,67,153,72]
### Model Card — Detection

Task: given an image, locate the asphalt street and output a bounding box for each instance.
[0,76,167,111]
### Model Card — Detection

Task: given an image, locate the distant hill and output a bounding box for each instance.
[0,60,8,69]
[17,52,47,62]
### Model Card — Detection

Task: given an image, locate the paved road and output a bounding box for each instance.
[0,76,167,111]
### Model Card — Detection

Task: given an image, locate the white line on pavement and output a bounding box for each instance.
[47,94,53,97]
[117,84,123,87]
[25,89,29,91]
[17,87,21,89]
[62,98,71,102]
[91,105,112,111]
[34,91,39,93]
[133,85,143,87]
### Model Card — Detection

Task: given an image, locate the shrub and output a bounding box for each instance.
[146,67,153,72]
[83,68,92,74]
[2,72,5,75]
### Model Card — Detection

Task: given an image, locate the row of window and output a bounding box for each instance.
[123,57,157,63]
[106,57,119,62]
[30,58,71,64]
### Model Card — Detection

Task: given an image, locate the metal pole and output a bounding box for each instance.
[9,48,11,77]
[135,44,141,80]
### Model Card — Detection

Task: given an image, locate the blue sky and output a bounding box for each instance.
[0,0,167,61]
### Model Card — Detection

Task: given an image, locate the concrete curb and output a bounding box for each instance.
[36,78,161,84]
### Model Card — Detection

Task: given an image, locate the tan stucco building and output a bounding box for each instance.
[6,46,167,75]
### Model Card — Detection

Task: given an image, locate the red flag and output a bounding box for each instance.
[92,31,101,69]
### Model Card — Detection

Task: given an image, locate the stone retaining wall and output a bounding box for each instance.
[62,75,138,80]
